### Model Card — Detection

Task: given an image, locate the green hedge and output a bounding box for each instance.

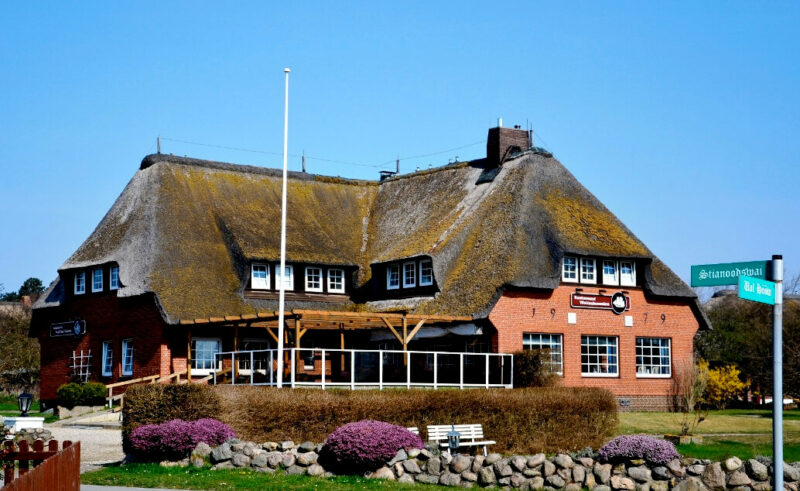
[122,384,221,454]
[56,382,106,408]
[215,386,617,454]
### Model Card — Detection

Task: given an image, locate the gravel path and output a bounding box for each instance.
[46,425,124,473]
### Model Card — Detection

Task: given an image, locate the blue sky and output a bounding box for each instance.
[1,2,798,294]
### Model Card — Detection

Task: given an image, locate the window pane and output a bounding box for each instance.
[419,259,433,286]
[403,262,416,288]
[328,269,345,293]
[75,272,85,294]
[192,339,221,371]
[562,257,577,281]
[387,264,400,289]
[92,269,103,291]
[102,342,113,376]
[523,333,563,374]
[581,336,618,376]
[276,265,293,290]
[305,267,322,292]
[580,259,596,283]
[636,337,671,376]
[110,267,119,290]
[122,340,134,375]
[621,261,636,286]
[251,264,269,289]
[602,260,618,285]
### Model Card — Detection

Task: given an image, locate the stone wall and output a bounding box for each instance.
[176,439,800,490]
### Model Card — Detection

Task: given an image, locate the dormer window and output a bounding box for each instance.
[74,272,86,295]
[328,269,345,294]
[305,267,323,292]
[562,257,578,282]
[251,264,269,289]
[276,265,294,291]
[419,259,433,286]
[92,268,103,292]
[580,259,596,284]
[620,261,636,286]
[110,266,120,290]
[387,264,400,290]
[403,262,416,288]
[602,260,618,285]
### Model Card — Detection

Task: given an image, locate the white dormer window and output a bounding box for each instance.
[403,262,416,288]
[620,261,636,286]
[419,259,433,286]
[328,269,345,294]
[305,267,323,292]
[74,271,86,294]
[387,264,400,290]
[276,265,294,291]
[110,266,120,290]
[92,268,103,292]
[602,260,618,285]
[580,258,596,284]
[251,264,269,289]
[562,257,578,282]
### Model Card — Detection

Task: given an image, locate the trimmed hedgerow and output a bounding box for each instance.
[598,435,679,465]
[319,420,423,473]
[215,386,617,454]
[122,384,220,454]
[129,418,235,461]
[82,382,107,406]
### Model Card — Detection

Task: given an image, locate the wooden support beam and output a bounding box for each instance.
[233,325,239,379]
[405,319,426,345]
[381,316,404,344]
[265,327,279,343]
[186,328,192,381]
[402,316,408,366]
[297,328,308,341]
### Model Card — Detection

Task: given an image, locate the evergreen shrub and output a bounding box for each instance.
[598,434,679,465]
[129,418,235,461]
[320,420,423,473]
[56,383,83,408]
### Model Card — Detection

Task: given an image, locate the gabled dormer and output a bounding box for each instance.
[371,256,438,300]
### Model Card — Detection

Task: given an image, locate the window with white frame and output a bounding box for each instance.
[121,339,134,376]
[581,335,618,376]
[387,264,400,290]
[110,266,120,290]
[419,259,433,286]
[92,268,103,292]
[251,264,269,289]
[523,333,563,374]
[276,265,294,290]
[305,267,322,292]
[403,262,416,288]
[620,261,636,286]
[602,260,618,285]
[101,341,113,377]
[74,271,86,294]
[636,338,671,377]
[327,268,345,293]
[562,257,578,282]
[580,258,597,284]
[239,338,271,370]
[191,338,221,374]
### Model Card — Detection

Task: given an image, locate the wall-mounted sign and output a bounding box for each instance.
[50,320,86,338]
[570,292,630,315]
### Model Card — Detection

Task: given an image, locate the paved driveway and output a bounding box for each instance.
[46,425,124,473]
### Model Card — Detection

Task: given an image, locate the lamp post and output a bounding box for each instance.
[17,390,33,417]
[447,424,461,455]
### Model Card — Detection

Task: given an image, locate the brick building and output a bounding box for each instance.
[31,125,708,409]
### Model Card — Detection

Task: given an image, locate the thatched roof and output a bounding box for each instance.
[34,149,706,328]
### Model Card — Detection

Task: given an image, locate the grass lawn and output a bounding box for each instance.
[618,408,800,461]
[81,464,424,490]
[0,395,58,423]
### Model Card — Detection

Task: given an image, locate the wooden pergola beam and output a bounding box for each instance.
[381,316,404,345]
[405,319,426,344]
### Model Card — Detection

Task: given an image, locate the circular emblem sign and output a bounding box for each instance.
[611,292,627,315]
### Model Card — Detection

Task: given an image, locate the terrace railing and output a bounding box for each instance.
[213,348,513,389]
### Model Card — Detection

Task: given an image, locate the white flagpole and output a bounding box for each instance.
[277,68,290,388]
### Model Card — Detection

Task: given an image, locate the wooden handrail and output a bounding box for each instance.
[106,374,160,390]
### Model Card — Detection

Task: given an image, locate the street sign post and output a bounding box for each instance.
[690,260,769,287]
[738,275,776,305]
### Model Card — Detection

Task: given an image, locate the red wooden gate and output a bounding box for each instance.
[1,440,80,491]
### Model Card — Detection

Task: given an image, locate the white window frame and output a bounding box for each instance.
[74,271,86,294]
[620,261,636,287]
[523,333,563,375]
[101,341,113,377]
[419,259,433,286]
[191,338,221,375]
[386,264,400,290]
[636,337,672,378]
[403,262,416,288]
[92,268,103,292]
[121,339,134,376]
[602,260,619,285]
[327,268,345,294]
[110,266,120,290]
[251,263,269,290]
[581,335,619,377]
[580,258,597,284]
[276,265,294,291]
[305,267,323,292]
[562,257,578,282]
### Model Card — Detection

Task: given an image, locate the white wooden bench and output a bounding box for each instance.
[407,427,419,435]
[427,424,496,455]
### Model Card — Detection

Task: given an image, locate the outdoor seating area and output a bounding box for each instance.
[427,423,496,456]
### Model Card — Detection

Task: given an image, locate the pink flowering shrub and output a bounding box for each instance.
[129,418,235,461]
[320,420,424,473]
[598,434,679,465]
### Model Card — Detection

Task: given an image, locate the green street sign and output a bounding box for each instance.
[690,260,769,287]
[739,275,776,305]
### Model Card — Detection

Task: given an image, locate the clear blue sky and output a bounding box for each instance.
[1,2,798,295]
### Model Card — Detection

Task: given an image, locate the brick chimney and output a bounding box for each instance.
[486,124,531,167]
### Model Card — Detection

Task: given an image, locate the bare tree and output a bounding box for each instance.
[672,359,709,436]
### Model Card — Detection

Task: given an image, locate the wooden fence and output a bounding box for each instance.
[1,440,80,491]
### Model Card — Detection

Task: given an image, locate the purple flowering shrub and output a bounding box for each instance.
[129,418,235,461]
[320,420,424,473]
[598,435,679,465]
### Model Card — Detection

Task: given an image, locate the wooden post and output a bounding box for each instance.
[233,324,239,380]
[294,319,302,374]
[186,328,192,381]
[402,316,408,366]
[340,325,346,369]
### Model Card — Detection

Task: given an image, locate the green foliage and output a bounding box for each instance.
[215,386,618,455]
[122,384,221,454]
[0,309,39,375]
[56,383,83,408]
[82,382,107,406]
[18,277,44,297]
[512,349,558,388]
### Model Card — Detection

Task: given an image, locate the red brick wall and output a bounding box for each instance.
[488,287,700,401]
[33,294,168,402]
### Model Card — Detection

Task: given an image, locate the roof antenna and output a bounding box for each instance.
[302,151,306,173]
[396,155,400,174]
[157,135,161,154]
